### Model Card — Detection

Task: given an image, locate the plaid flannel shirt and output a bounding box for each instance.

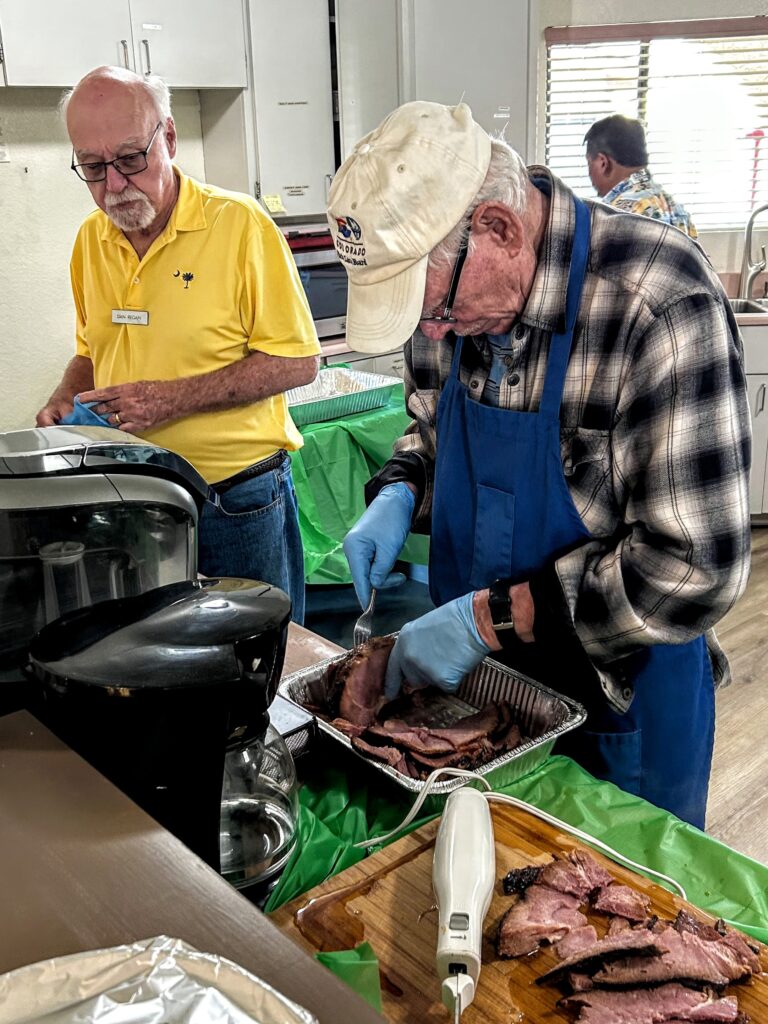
[367,167,751,711]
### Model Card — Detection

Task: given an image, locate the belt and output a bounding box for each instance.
[211,450,288,495]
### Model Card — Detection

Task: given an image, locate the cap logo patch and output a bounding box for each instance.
[335,215,367,266]
[336,215,362,240]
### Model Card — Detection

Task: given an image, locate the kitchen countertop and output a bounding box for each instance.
[735,312,768,325]
[0,623,382,1024]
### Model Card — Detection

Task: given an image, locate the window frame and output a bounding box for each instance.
[544,16,768,232]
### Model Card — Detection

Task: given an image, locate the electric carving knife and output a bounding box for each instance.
[432,786,496,1021]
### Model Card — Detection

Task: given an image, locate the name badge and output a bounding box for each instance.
[112,309,149,326]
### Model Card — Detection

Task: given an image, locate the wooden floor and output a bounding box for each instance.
[707,527,768,863]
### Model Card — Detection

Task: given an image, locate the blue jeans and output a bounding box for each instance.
[198,458,305,623]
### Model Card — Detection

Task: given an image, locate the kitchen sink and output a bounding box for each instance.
[729,298,768,314]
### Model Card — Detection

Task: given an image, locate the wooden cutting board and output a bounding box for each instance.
[272,803,768,1023]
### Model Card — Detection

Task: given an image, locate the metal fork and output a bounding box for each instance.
[353,587,377,648]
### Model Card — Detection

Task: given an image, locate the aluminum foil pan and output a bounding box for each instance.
[286,367,400,426]
[278,642,586,796]
[0,935,317,1024]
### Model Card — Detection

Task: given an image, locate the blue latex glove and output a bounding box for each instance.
[384,592,491,700]
[343,482,416,609]
[59,396,113,428]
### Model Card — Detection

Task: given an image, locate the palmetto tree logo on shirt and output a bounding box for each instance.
[173,270,194,288]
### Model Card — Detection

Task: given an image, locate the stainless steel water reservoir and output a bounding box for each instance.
[0,425,208,674]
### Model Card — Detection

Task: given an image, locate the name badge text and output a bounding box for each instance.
[112,309,149,326]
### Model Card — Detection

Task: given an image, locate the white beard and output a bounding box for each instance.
[104,185,156,231]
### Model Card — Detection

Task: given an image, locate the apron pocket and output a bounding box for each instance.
[469,484,515,589]
[578,728,642,797]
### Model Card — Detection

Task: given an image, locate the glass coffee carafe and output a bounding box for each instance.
[219,723,299,901]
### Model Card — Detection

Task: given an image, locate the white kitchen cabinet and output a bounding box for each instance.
[0,0,133,86]
[401,0,533,157]
[0,0,246,87]
[247,0,336,218]
[747,375,768,515]
[335,0,400,162]
[130,0,246,88]
[741,323,768,515]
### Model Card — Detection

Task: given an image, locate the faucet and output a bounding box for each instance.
[738,202,768,299]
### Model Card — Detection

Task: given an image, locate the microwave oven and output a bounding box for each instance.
[291,244,348,340]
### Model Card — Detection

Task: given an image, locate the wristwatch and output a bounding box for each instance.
[488,577,516,646]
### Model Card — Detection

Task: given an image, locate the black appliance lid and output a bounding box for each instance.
[27,578,291,693]
[0,426,209,508]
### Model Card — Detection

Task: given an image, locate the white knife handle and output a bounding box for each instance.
[433,787,495,990]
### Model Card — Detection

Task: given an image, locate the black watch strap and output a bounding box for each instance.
[488,577,515,643]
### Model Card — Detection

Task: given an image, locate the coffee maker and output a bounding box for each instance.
[8,427,300,887]
[0,426,207,693]
[26,577,295,873]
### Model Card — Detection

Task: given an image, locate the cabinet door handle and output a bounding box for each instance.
[141,39,152,75]
[120,39,130,69]
[757,383,766,416]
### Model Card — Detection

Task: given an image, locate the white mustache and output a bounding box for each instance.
[104,185,155,230]
[105,184,145,207]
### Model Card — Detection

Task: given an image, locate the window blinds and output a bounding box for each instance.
[545,19,768,229]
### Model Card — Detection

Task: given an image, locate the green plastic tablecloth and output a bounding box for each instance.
[266,754,768,947]
[290,383,429,584]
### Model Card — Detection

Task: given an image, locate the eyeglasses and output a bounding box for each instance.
[71,122,162,183]
[420,230,470,324]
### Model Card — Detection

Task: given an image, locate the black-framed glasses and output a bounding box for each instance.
[71,122,162,182]
[420,230,471,324]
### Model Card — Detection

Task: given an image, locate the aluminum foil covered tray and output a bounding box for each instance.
[278,643,586,796]
[286,367,401,426]
[0,935,316,1024]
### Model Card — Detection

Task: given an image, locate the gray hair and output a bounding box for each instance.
[59,68,172,123]
[428,138,530,269]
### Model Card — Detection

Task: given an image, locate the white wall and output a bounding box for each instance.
[536,0,768,275]
[0,89,206,432]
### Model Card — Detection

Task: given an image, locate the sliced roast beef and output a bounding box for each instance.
[366,721,458,756]
[591,920,760,990]
[497,884,588,958]
[429,703,513,747]
[560,984,743,1023]
[349,735,415,775]
[407,737,498,771]
[593,882,652,921]
[327,635,395,727]
[329,717,367,738]
[352,700,523,778]
[536,929,663,987]
[674,912,761,969]
[556,925,599,960]
[538,849,614,901]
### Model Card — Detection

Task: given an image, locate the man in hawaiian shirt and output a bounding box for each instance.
[585,114,697,238]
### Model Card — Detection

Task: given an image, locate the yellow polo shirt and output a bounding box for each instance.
[70,169,320,483]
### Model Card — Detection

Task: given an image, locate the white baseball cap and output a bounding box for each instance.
[326,101,492,354]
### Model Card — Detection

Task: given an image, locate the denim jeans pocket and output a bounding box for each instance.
[580,728,642,797]
[213,471,283,518]
[198,463,305,623]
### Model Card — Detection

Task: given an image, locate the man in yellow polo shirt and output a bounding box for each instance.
[36,66,321,621]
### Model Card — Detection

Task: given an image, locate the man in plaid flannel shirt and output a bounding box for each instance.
[329,101,750,828]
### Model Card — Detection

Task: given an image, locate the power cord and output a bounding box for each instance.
[353,767,687,900]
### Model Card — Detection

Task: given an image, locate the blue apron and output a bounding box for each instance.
[429,198,714,829]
